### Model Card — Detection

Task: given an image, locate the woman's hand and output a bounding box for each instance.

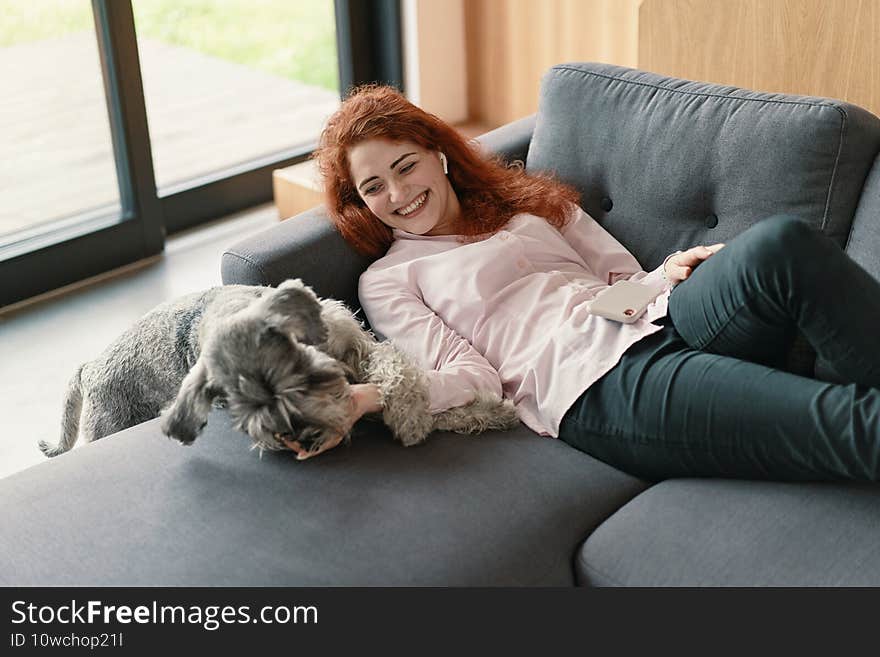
[283,383,383,461]
[664,243,725,286]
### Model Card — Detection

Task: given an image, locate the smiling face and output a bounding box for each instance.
[347,139,461,236]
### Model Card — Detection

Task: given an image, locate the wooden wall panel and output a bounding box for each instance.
[638,0,880,117]
[464,0,880,128]
[464,0,640,127]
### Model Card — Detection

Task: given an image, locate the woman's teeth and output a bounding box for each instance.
[396,191,427,216]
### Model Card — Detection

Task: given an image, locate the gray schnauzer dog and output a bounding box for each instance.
[39,279,518,458]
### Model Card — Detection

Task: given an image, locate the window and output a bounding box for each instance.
[0,0,401,308]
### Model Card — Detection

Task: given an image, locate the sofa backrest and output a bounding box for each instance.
[527,62,880,270]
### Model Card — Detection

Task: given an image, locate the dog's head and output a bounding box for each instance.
[160,279,352,454]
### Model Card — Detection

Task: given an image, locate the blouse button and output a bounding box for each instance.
[499,232,509,241]
[517,258,528,269]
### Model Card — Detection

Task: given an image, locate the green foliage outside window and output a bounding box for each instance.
[0,0,339,91]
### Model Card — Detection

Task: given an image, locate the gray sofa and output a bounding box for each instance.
[4,62,880,586]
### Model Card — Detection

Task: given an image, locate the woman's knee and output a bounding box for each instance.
[736,215,818,269]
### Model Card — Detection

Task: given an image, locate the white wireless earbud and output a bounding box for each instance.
[439,152,448,175]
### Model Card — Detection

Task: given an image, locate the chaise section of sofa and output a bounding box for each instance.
[0,412,646,586]
[0,74,653,587]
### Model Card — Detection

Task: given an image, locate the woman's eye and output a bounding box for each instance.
[364,185,381,195]
[400,162,415,173]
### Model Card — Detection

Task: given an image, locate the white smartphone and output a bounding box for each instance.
[588,280,661,324]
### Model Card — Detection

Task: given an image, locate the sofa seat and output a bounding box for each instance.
[0,412,647,586]
[577,478,880,586]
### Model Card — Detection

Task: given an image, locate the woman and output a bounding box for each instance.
[290,84,880,482]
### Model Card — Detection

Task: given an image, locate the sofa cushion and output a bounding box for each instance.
[577,479,880,586]
[528,62,880,270]
[0,413,647,586]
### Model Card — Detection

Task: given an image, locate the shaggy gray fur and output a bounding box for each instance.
[39,279,518,458]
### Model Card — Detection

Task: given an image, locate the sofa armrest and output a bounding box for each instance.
[474,114,536,165]
[846,152,880,284]
[221,205,373,309]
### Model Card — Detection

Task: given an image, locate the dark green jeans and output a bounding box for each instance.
[558,215,880,481]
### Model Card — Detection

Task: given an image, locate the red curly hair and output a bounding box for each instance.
[313,85,581,257]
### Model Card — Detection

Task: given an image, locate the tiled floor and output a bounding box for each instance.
[0,203,277,481]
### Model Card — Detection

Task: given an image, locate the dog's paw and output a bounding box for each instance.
[165,433,198,446]
[38,439,67,458]
[159,413,205,445]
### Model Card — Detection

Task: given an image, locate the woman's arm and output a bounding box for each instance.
[559,206,672,290]
[359,268,504,414]
[560,206,723,287]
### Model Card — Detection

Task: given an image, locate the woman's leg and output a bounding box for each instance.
[558,324,880,481]
[668,215,880,386]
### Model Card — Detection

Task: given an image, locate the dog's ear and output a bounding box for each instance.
[261,279,327,345]
[160,358,215,445]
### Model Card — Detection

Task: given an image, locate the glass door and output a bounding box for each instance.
[132,0,340,192]
[0,0,162,308]
[0,0,401,308]
[0,1,120,243]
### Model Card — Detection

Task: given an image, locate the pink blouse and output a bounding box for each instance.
[358,206,675,437]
